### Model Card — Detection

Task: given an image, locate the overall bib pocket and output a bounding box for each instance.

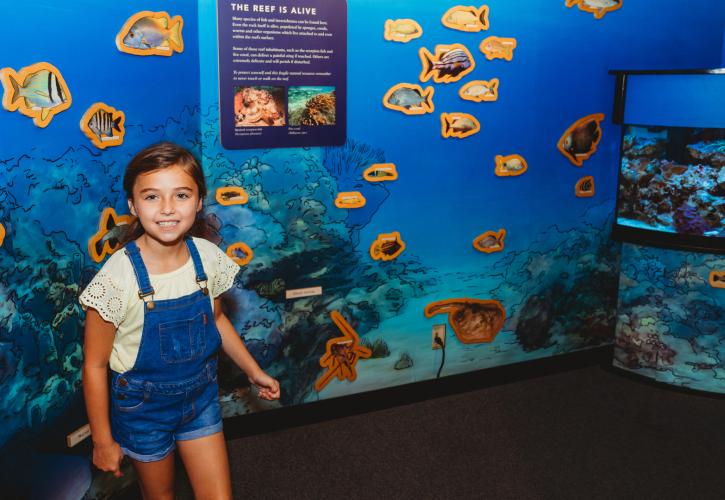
[113,386,147,413]
[158,311,207,363]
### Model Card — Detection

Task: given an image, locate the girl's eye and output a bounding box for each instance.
[144,194,158,201]
[176,193,190,199]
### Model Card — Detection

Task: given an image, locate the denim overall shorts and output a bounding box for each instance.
[110,237,223,462]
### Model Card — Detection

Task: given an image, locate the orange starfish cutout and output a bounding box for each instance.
[314,311,372,391]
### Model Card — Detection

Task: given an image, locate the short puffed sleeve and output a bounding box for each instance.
[79,259,129,327]
[195,238,240,298]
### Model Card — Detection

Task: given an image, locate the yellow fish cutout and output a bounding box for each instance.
[441,112,480,139]
[419,44,476,84]
[0,222,5,247]
[494,154,528,177]
[0,62,72,128]
[370,232,406,261]
[558,113,605,167]
[335,191,366,209]
[473,229,506,254]
[442,5,490,32]
[226,242,253,266]
[575,176,595,197]
[424,298,506,344]
[710,271,725,289]
[216,186,249,206]
[565,0,622,19]
[116,11,184,57]
[459,79,499,103]
[383,19,423,43]
[383,83,435,116]
[80,103,125,150]
[479,36,517,61]
[88,208,134,264]
[363,163,398,182]
[314,311,372,392]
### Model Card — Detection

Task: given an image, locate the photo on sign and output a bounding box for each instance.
[288,86,336,126]
[233,86,286,127]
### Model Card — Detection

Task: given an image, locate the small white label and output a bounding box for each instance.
[285,286,323,300]
[66,423,91,448]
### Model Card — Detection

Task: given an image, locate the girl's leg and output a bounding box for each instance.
[131,452,176,500]
[177,431,232,500]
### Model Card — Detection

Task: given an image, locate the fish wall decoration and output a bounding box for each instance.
[557,113,605,166]
[441,112,480,139]
[479,36,517,61]
[459,79,499,103]
[383,19,423,43]
[565,0,622,19]
[80,103,125,149]
[383,83,435,115]
[419,44,476,84]
[0,62,72,128]
[334,192,367,209]
[441,5,490,32]
[473,229,506,253]
[226,242,254,265]
[363,163,399,182]
[314,311,372,392]
[0,222,5,247]
[709,270,725,289]
[216,186,249,206]
[88,208,134,263]
[370,232,406,261]
[117,11,184,56]
[575,176,595,197]
[494,154,528,176]
[424,298,506,344]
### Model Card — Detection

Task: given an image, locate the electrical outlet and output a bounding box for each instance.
[432,324,446,349]
[66,423,91,448]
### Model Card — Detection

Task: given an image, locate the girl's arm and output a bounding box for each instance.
[82,308,124,477]
[214,297,280,400]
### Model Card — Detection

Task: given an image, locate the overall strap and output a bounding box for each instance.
[185,237,209,294]
[124,241,155,300]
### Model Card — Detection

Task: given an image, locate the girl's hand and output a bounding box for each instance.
[93,440,125,477]
[249,371,281,400]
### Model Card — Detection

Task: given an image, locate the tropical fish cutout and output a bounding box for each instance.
[88,208,134,263]
[710,271,725,289]
[473,229,506,253]
[0,222,5,247]
[479,36,517,61]
[314,311,372,392]
[575,176,595,197]
[495,154,528,176]
[0,62,71,128]
[80,103,125,149]
[424,298,506,344]
[117,11,184,56]
[363,163,399,182]
[441,112,480,139]
[383,83,435,115]
[442,5,490,32]
[565,0,622,19]
[370,232,406,261]
[216,186,249,206]
[459,79,499,103]
[334,192,366,209]
[226,242,253,265]
[558,113,605,166]
[419,44,476,84]
[383,19,423,43]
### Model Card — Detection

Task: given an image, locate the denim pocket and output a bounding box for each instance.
[158,312,207,363]
[113,387,147,413]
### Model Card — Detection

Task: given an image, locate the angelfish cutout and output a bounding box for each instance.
[383,83,435,115]
[473,229,506,254]
[459,79,499,103]
[441,112,480,139]
[575,176,595,197]
[334,192,366,209]
[383,19,423,43]
[80,102,125,149]
[314,311,372,392]
[363,163,398,182]
[479,36,517,61]
[557,113,605,166]
[226,242,253,265]
[709,271,725,289]
[370,232,406,261]
[116,11,184,57]
[565,0,622,19]
[0,62,72,128]
[441,5,490,32]
[494,154,528,177]
[88,208,134,263]
[424,298,506,344]
[216,186,249,206]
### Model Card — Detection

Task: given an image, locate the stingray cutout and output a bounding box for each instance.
[363,163,399,182]
[565,0,622,20]
[383,83,435,115]
[226,242,254,265]
[116,11,184,57]
[440,112,480,139]
[479,36,517,61]
[459,79,499,103]
[314,311,372,392]
[383,19,423,43]
[216,186,249,206]
[0,62,72,128]
[419,43,476,84]
[557,113,605,167]
[80,102,125,150]
[88,208,134,264]
[494,154,528,177]
[441,5,490,32]
[425,298,506,344]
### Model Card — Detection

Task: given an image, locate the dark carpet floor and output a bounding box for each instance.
[227,364,725,499]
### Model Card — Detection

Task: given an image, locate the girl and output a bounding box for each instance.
[80,142,279,499]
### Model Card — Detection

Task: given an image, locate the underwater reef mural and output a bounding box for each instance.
[1,62,72,128]
[566,0,622,19]
[116,11,184,56]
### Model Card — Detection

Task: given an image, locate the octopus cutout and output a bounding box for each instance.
[370,232,406,261]
[384,19,423,43]
[314,311,373,391]
[80,102,125,149]
[1,62,72,128]
[425,299,506,344]
[480,36,517,61]
[473,229,506,254]
[710,271,725,289]
[215,186,249,206]
[419,43,476,84]
[566,0,622,19]
[226,242,254,266]
[575,176,595,197]
[495,154,528,177]
[335,192,366,209]
[363,163,398,182]
[88,208,134,263]
[383,83,435,115]
[441,112,480,139]
[459,79,499,103]
[557,113,605,166]
[442,5,490,32]
[116,11,184,56]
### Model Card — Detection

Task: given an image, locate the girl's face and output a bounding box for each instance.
[127,165,202,246]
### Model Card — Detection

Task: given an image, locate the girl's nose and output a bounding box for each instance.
[161,200,175,214]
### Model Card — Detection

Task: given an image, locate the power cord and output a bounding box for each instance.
[434,334,445,378]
